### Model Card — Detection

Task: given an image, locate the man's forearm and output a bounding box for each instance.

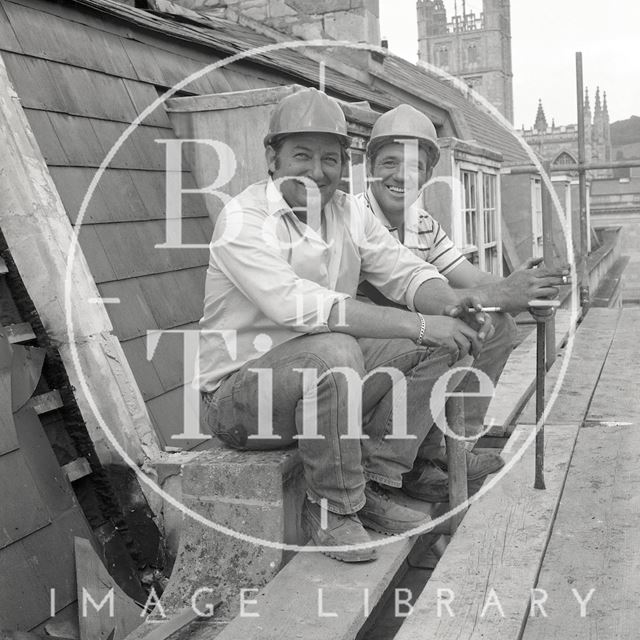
[327,298,420,340]
[454,280,512,310]
[456,277,543,313]
[448,257,570,313]
[446,265,508,309]
[326,296,485,363]
[412,278,462,315]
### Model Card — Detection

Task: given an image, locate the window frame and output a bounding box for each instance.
[457,163,502,275]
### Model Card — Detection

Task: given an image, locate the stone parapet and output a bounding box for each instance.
[151,442,306,621]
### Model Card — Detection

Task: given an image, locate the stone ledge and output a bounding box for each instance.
[150,440,306,622]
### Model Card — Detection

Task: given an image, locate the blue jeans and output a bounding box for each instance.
[417,311,518,459]
[202,333,454,515]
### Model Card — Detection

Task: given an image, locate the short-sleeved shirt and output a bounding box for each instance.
[198,179,446,392]
[357,188,465,275]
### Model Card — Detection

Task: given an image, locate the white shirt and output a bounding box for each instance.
[198,179,446,391]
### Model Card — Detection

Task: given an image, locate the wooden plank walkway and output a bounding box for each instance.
[520,308,640,639]
[518,308,621,425]
[521,421,640,639]
[586,308,640,424]
[485,310,575,436]
[394,423,580,640]
[395,307,634,640]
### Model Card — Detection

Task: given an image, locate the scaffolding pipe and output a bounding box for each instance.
[504,159,640,175]
[534,319,546,490]
[541,160,556,368]
[576,52,590,308]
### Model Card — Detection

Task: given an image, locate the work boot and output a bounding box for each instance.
[358,481,431,535]
[403,455,497,503]
[302,499,377,563]
[402,460,450,503]
[435,449,505,482]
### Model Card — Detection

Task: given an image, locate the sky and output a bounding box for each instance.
[379,0,640,127]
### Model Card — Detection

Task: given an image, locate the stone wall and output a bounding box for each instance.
[174,0,380,44]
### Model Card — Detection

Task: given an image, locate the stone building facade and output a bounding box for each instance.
[521,88,613,179]
[416,0,513,123]
[170,0,380,44]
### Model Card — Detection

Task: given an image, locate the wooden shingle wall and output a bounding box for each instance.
[0,0,283,448]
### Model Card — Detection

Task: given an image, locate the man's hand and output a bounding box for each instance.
[446,293,495,342]
[423,315,484,366]
[496,257,570,313]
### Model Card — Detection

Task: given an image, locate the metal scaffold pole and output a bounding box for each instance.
[541,160,556,368]
[535,319,547,490]
[576,52,590,309]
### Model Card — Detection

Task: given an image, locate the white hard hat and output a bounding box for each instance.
[367,104,440,165]
[264,88,351,147]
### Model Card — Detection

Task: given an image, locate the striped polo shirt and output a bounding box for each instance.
[357,189,465,276]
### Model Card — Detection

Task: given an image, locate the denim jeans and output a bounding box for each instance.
[416,311,518,459]
[202,333,454,515]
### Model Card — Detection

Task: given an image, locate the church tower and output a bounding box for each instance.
[417,0,514,122]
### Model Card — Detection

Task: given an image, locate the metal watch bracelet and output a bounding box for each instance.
[415,313,426,346]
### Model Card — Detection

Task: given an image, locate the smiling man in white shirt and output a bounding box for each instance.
[199,88,494,563]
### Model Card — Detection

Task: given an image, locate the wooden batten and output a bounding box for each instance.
[61,456,93,483]
[4,322,36,344]
[0,53,162,468]
[29,389,64,414]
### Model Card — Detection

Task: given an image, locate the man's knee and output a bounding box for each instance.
[308,333,365,374]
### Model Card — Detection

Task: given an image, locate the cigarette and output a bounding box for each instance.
[466,300,561,313]
[467,306,503,313]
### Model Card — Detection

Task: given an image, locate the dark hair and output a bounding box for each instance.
[367,138,438,169]
[267,134,350,176]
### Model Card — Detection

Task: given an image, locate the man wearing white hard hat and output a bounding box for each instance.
[359,104,570,501]
[199,88,495,563]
